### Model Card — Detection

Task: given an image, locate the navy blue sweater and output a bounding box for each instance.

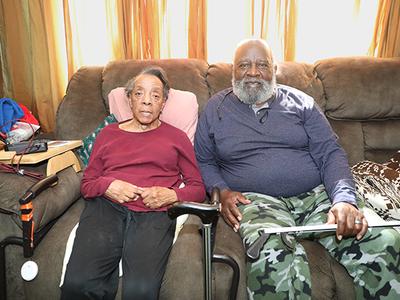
[194,85,357,206]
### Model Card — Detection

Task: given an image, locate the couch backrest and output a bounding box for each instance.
[57,57,400,166]
[102,59,210,113]
[316,57,400,165]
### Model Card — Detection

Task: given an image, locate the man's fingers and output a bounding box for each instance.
[326,211,336,224]
[221,213,235,229]
[335,210,347,240]
[356,218,368,240]
[222,204,241,232]
[237,194,251,205]
[229,204,243,230]
[219,189,248,232]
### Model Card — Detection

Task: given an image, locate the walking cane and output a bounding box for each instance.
[168,188,239,300]
[247,221,400,260]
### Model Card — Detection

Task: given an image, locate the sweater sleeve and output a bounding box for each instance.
[80,128,117,198]
[304,100,357,207]
[194,98,230,194]
[171,132,206,202]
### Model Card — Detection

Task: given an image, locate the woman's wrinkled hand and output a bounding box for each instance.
[105,179,143,203]
[140,186,178,209]
[326,202,368,241]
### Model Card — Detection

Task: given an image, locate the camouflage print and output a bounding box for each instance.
[238,185,400,300]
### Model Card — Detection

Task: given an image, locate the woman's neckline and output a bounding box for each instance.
[118,119,163,133]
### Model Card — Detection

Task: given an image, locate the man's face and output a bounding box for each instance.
[232,41,276,105]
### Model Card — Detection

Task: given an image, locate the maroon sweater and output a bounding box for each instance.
[81,122,206,212]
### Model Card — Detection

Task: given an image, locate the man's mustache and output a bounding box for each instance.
[243,79,263,84]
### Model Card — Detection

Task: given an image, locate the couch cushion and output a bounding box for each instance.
[315,57,400,120]
[276,62,325,110]
[206,63,233,97]
[363,120,400,154]
[301,240,355,299]
[102,59,210,113]
[329,120,365,166]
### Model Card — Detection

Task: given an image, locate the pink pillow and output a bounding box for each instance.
[108,87,198,143]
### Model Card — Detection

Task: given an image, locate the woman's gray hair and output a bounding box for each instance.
[124,66,170,100]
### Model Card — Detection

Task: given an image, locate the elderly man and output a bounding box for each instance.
[194,39,400,299]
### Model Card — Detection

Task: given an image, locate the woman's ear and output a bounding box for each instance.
[128,96,133,109]
[161,101,166,113]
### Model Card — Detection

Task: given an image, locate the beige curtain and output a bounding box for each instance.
[369,0,400,58]
[0,0,207,132]
[188,0,207,59]
[0,0,64,133]
[253,0,298,61]
[2,0,383,132]
[281,0,297,61]
[133,0,161,59]
[0,0,171,132]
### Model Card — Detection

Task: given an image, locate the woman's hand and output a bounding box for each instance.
[326,202,368,241]
[105,179,143,203]
[140,187,178,209]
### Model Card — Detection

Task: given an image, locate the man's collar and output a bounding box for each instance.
[251,92,276,111]
[251,101,269,110]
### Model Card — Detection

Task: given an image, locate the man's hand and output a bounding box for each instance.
[105,179,143,203]
[140,187,178,209]
[220,189,251,232]
[326,202,368,240]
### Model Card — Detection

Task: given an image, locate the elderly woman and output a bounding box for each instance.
[61,66,205,300]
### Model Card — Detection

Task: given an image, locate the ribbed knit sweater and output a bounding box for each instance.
[82,122,205,211]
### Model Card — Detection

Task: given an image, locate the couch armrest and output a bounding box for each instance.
[160,215,204,300]
[0,166,81,234]
[214,217,248,300]
[19,174,58,257]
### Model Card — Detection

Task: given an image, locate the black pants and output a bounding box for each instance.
[60,197,176,300]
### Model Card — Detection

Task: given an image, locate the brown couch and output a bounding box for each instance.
[1,56,399,300]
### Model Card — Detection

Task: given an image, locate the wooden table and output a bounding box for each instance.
[0,140,83,175]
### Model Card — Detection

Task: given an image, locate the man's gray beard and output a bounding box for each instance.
[232,75,276,105]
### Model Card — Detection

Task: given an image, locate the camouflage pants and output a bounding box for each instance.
[238,185,400,300]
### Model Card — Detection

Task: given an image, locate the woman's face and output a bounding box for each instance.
[130,74,166,126]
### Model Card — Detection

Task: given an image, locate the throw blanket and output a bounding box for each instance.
[352,151,400,221]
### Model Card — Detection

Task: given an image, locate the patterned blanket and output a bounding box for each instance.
[352,151,400,221]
